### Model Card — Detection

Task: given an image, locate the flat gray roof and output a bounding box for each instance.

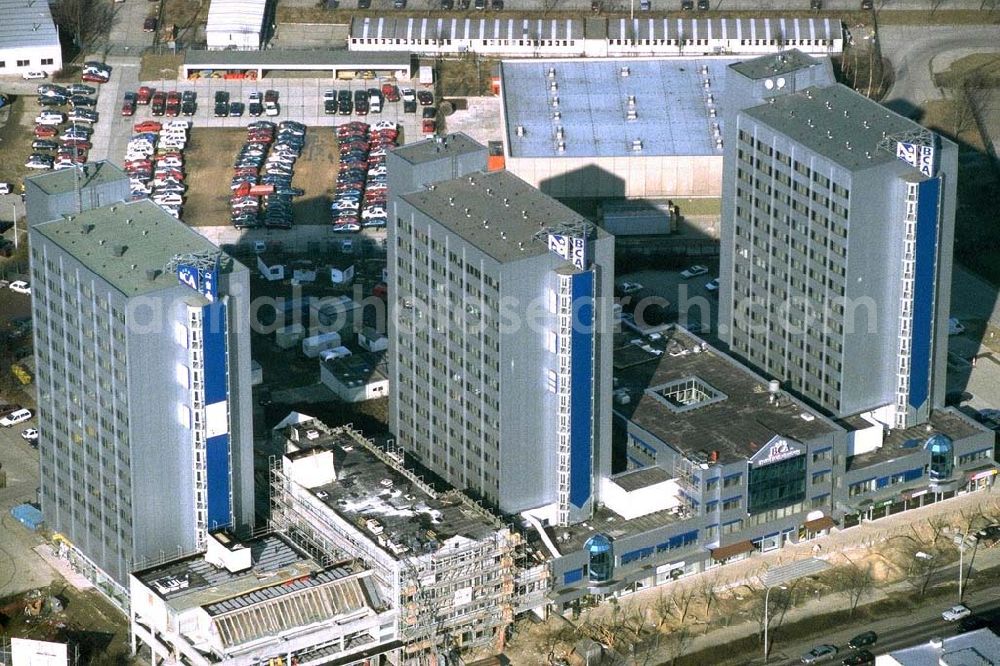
[605,17,840,42]
[26,161,127,196]
[616,328,839,464]
[400,169,608,264]
[33,199,243,297]
[886,629,1000,666]
[134,533,322,610]
[501,58,736,158]
[184,49,411,68]
[743,83,949,171]
[282,424,503,558]
[610,466,671,492]
[0,0,60,50]
[730,49,822,80]
[322,353,386,387]
[391,132,485,166]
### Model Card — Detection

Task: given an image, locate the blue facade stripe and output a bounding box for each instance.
[206,433,232,528]
[909,177,940,409]
[569,271,594,508]
[203,301,229,404]
[563,568,583,585]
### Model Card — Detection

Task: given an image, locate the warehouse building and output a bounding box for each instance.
[347,16,842,59]
[0,0,62,77]
[498,50,835,200]
[206,0,268,50]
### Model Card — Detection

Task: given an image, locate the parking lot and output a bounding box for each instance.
[184,126,340,227]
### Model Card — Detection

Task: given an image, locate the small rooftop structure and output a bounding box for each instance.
[730,49,822,80]
[25,162,127,196]
[206,0,268,50]
[400,169,608,263]
[615,327,839,464]
[391,132,486,166]
[32,199,241,297]
[501,58,738,159]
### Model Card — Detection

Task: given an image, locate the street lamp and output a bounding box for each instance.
[7,201,18,250]
[763,584,787,663]
[760,557,831,664]
[957,532,978,602]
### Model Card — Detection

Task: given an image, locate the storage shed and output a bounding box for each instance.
[206,0,267,51]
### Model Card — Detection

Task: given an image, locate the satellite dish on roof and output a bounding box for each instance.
[777,77,787,88]
[764,79,774,90]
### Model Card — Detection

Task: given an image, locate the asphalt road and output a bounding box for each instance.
[880,24,1000,113]
[767,559,1000,665]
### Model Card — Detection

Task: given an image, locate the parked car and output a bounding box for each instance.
[948,317,965,335]
[137,86,153,104]
[705,277,720,292]
[230,101,245,117]
[9,280,31,294]
[800,644,838,664]
[847,632,877,650]
[680,264,709,279]
[381,83,400,102]
[22,70,47,80]
[417,90,434,106]
[841,651,875,666]
[122,92,137,116]
[0,408,32,427]
[943,605,972,622]
[143,16,158,31]
[67,83,96,96]
[21,428,39,443]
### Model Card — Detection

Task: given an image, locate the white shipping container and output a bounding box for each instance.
[302,332,343,357]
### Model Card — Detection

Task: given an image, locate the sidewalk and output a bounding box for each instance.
[561,487,1000,663]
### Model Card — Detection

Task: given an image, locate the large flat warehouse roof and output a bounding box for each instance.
[0,0,60,50]
[501,58,737,159]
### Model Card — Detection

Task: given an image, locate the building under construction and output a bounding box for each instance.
[269,418,534,664]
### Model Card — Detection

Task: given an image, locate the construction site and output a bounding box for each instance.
[267,418,542,664]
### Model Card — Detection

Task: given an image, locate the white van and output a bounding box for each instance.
[1,408,32,427]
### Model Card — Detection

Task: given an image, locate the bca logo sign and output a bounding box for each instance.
[177,264,200,292]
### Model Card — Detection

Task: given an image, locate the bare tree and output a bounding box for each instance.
[837,561,875,617]
[50,0,114,48]
[661,626,695,666]
[537,621,577,665]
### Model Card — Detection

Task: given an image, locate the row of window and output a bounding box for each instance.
[1,58,55,68]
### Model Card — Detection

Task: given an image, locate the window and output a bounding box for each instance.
[41,58,54,65]
[723,473,742,488]
[958,448,992,465]
[849,478,876,496]
[705,477,719,492]
[811,470,831,484]
[722,496,741,511]
[17,59,29,67]
[722,519,743,534]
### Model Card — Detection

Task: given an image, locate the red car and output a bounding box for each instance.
[121,98,136,117]
[137,86,153,105]
[34,125,58,138]
[134,120,162,133]
[380,84,400,102]
[165,91,182,117]
[150,92,166,116]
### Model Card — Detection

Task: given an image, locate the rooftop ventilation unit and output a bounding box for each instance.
[703,79,711,89]
[715,138,724,150]
[631,139,642,152]
[826,130,833,139]
[865,150,872,159]
[863,120,870,129]
[548,67,556,78]
[557,141,566,152]
[620,66,630,77]
[627,95,636,106]
[626,109,638,121]
[515,125,525,137]
[700,65,709,75]
[552,111,561,120]
[845,141,852,151]
[556,127,564,140]
[306,429,320,440]
[708,108,717,117]
[111,244,126,257]
[464,207,471,217]
[549,81,558,92]
[449,196,455,206]
[844,109,850,118]
[825,101,832,110]
[551,96,559,107]
[706,94,714,104]
[503,197,510,206]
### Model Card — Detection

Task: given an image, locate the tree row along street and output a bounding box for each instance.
[507,488,1000,665]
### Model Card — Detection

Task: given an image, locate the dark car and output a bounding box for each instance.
[215,90,230,105]
[681,0,693,8]
[422,106,437,119]
[249,102,263,117]
[417,90,433,106]
[181,100,196,116]
[491,0,503,8]
[403,99,417,114]
[70,95,97,107]
[229,101,245,116]
[847,632,877,650]
[697,0,709,8]
[841,651,874,666]
[393,0,406,7]
[358,0,371,7]
[474,0,486,8]
[339,100,353,115]
[143,16,158,32]
[324,100,338,115]
[182,90,197,103]
[264,90,279,104]
[810,0,822,7]
[67,83,96,96]
[860,0,872,7]
[441,0,454,7]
